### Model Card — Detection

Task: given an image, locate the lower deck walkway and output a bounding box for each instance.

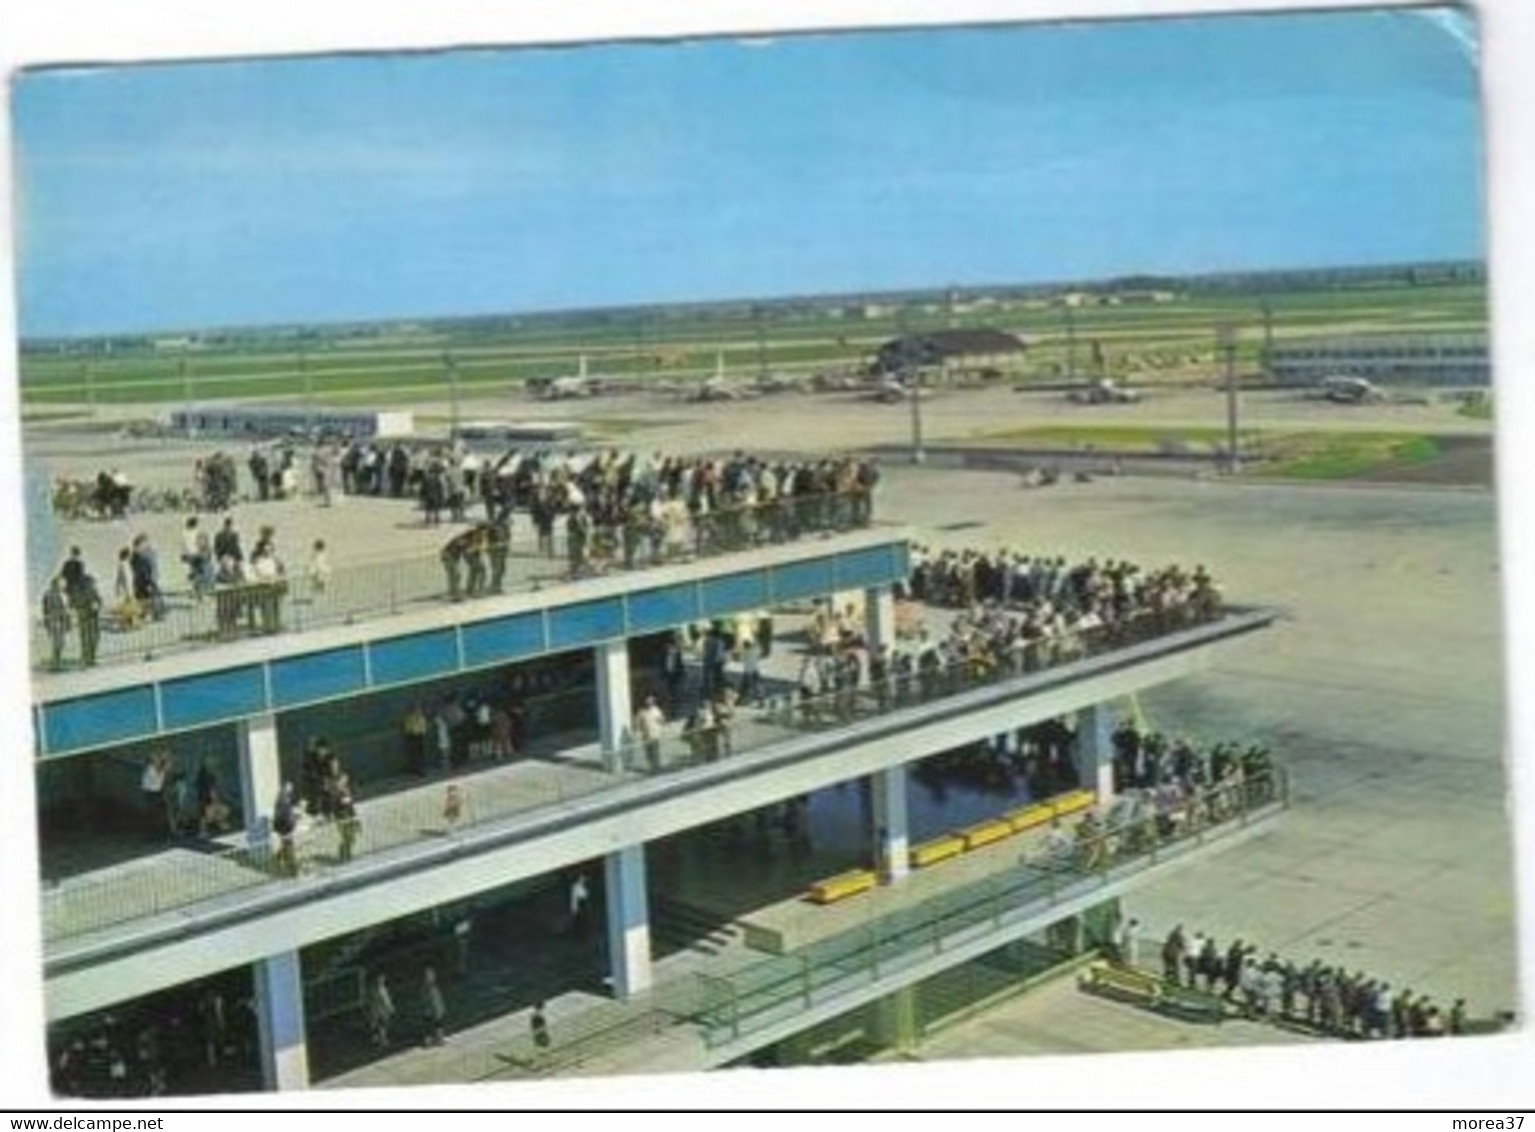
[319,781,1286,1090]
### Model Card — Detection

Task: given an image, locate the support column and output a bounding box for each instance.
[237,712,281,849]
[604,844,652,998]
[871,985,921,1054]
[253,950,309,1091]
[871,766,910,883]
[595,639,633,774]
[864,585,896,651]
[1075,702,1116,803]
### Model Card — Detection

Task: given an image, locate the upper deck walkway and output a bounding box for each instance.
[32,515,911,758]
[41,605,1277,1020]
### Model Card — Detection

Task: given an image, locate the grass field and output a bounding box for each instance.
[15,279,1488,409]
[968,423,1447,481]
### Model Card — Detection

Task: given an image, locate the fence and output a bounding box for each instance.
[688,766,1287,1050]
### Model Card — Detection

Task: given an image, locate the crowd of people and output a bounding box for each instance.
[38,515,336,669]
[50,981,259,1099]
[431,447,882,583]
[906,544,1223,634]
[1133,921,1475,1040]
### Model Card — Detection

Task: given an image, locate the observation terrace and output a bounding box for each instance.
[41,601,1276,1022]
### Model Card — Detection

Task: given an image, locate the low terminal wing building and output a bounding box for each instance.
[871,328,1029,378]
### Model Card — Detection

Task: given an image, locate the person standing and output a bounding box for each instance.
[272,783,298,876]
[72,572,103,668]
[486,516,511,594]
[419,967,446,1047]
[366,975,395,1048]
[402,703,430,776]
[568,874,591,938]
[634,696,666,772]
[662,635,687,713]
[140,751,171,838]
[305,539,332,596]
[42,576,72,670]
[213,516,244,568]
[442,783,465,830]
[334,774,359,864]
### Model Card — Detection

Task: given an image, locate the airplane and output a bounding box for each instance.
[530,375,595,400]
[688,376,757,402]
[1313,375,1386,404]
[862,376,929,404]
[1065,377,1141,404]
[528,353,606,400]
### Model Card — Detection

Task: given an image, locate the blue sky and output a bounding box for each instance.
[8,6,1484,337]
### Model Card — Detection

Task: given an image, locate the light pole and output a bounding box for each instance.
[1063,302,1078,382]
[300,349,314,436]
[1217,322,1240,474]
[897,304,925,465]
[179,353,196,439]
[443,351,461,441]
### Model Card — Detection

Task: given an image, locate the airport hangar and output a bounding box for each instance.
[31,523,1280,1091]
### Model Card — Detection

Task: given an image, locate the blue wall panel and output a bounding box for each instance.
[369,630,459,686]
[700,571,770,618]
[548,599,624,650]
[43,687,159,756]
[270,647,369,708]
[461,613,546,669]
[161,667,267,730]
[772,557,835,603]
[626,584,700,635]
[834,545,901,591]
[35,536,912,757]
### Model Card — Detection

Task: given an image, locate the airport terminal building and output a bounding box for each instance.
[30,488,1280,1095]
[1268,332,1489,387]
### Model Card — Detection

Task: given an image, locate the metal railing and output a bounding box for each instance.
[31,491,882,673]
[40,604,1237,944]
[472,766,1287,1078]
[688,766,1288,1050]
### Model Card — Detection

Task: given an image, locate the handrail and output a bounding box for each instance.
[688,765,1288,1050]
[473,766,1288,1077]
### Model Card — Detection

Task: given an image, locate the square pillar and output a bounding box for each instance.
[871,766,910,883]
[237,713,282,849]
[604,844,652,998]
[595,639,633,774]
[253,951,309,1092]
[1076,703,1116,804]
[864,585,896,652]
[871,985,921,1054]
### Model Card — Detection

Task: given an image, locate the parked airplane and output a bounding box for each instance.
[1065,378,1141,404]
[1315,375,1386,404]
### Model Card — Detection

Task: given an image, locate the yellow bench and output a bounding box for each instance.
[808,869,877,905]
[1079,962,1162,1006]
[1052,789,1096,819]
[960,818,1014,850]
[909,834,966,868]
[1004,802,1056,834]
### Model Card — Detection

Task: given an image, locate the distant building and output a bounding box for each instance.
[166,405,416,439]
[1268,333,1489,386]
[872,328,1029,375]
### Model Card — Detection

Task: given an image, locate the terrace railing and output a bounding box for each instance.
[472,765,1289,1078]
